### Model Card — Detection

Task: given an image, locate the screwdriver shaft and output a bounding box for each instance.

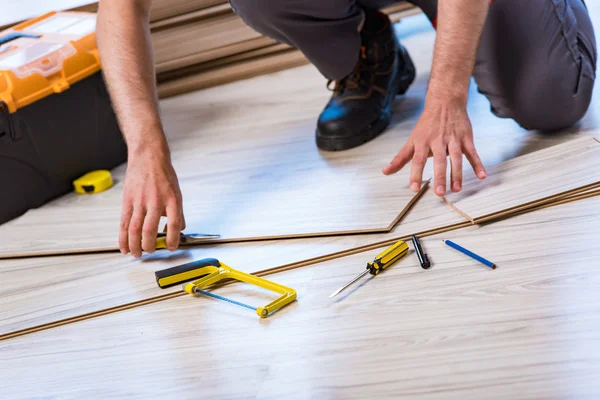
[329,269,369,298]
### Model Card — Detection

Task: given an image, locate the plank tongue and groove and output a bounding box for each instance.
[442,135,600,222]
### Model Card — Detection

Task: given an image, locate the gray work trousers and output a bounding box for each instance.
[229,0,597,131]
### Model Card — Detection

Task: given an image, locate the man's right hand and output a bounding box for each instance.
[119,146,186,258]
[97,0,185,257]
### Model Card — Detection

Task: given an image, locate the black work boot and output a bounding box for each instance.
[316,8,416,151]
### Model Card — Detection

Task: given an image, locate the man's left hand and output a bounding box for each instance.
[382,97,487,196]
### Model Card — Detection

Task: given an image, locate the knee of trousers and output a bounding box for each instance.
[507,76,595,132]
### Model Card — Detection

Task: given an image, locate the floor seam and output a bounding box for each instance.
[439,196,475,224]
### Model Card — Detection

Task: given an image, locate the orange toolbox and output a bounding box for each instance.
[0,11,126,224]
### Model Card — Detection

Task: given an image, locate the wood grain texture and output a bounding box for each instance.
[0,0,224,30]
[2,10,600,340]
[3,187,598,340]
[443,136,600,222]
[1,9,600,398]
[157,48,309,96]
[150,12,262,65]
[155,37,278,75]
[1,196,599,399]
[154,5,421,88]
[0,186,468,336]
[2,11,598,258]
[0,58,436,258]
[149,0,225,23]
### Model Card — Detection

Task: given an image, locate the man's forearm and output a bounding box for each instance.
[97,0,168,157]
[427,0,490,104]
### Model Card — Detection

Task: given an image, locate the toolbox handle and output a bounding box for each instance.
[0,32,40,46]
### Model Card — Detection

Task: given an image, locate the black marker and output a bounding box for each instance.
[411,235,431,269]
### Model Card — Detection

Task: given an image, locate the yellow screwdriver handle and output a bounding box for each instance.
[367,240,409,275]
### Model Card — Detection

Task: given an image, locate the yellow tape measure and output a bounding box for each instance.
[73,170,113,194]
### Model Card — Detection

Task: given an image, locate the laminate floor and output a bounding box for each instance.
[2,8,599,258]
[1,195,599,399]
[443,135,600,221]
[0,57,431,257]
[1,6,600,399]
[0,189,467,336]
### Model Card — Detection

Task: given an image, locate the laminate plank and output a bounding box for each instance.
[155,37,278,75]
[0,0,225,31]
[157,48,309,97]
[151,2,420,83]
[150,13,262,65]
[0,187,467,336]
[1,12,597,259]
[443,135,600,222]
[2,187,597,340]
[0,51,430,258]
[149,0,225,23]
[149,3,232,30]
[1,196,599,399]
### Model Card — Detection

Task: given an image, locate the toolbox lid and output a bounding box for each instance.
[0,11,101,113]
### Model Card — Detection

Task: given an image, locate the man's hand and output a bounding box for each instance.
[120,145,185,257]
[382,97,486,196]
[97,0,188,256]
[382,0,490,195]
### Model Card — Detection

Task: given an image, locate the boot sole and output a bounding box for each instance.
[316,47,416,152]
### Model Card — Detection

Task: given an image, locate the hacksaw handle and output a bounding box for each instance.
[155,258,221,289]
[183,261,297,318]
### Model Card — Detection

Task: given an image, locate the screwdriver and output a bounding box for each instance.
[329,240,409,298]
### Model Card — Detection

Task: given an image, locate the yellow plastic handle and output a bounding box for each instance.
[183,262,297,318]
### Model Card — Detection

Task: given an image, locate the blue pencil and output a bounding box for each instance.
[443,240,496,269]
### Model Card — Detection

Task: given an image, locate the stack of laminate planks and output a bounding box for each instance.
[149,1,422,98]
[0,0,421,97]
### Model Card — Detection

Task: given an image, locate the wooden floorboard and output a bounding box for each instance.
[443,135,600,221]
[151,12,262,65]
[1,6,600,397]
[1,197,599,399]
[0,187,467,336]
[0,48,441,258]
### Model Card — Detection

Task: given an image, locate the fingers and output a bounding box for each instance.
[383,141,414,175]
[141,208,161,254]
[128,208,146,258]
[166,204,183,251]
[463,140,487,179]
[409,147,428,192]
[433,149,448,196]
[119,201,133,254]
[448,141,463,192]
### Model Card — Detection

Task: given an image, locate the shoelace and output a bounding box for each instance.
[327,46,368,95]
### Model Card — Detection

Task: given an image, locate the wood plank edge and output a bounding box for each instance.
[5,185,599,341]
[385,178,434,231]
[157,49,309,98]
[473,181,600,224]
[158,41,287,80]
[2,182,599,259]
[150,3,232,30]
[156,37,277,74]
